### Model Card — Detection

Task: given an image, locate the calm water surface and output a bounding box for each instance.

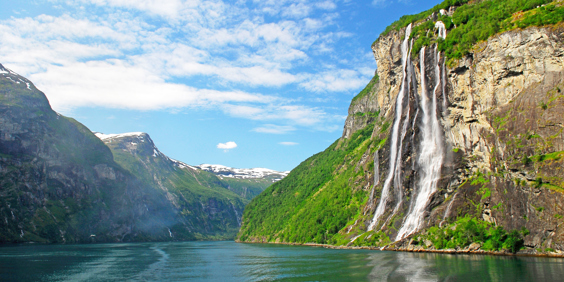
[1,241,563,281]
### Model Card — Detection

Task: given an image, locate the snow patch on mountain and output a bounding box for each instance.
[197,164,289,181]
[95,132,288,182]
[170,159,198,170]
[0,64,17,75]
[95,132,145,140]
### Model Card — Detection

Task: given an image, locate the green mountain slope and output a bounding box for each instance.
[238,84,385,244]
[238,0,564,255]
[97,132,247,239]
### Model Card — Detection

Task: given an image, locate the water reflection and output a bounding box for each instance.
[365,251,564,282]
[1,242,563,281]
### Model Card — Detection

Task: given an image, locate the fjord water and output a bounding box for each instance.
[2,241,564,281]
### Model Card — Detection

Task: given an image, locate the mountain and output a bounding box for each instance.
[0,63,179,243]
[95,132,250,239]
[238,0,564,255]
[0,63,276,243]
[196,164,289,200]
[96,132,282,201]
[196,164,289,182]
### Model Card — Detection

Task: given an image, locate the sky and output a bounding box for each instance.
[0,0,442,172]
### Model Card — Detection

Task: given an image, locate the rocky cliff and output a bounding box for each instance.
[351,24,564,252]
[238,1,564,255]
[0,64,178,243]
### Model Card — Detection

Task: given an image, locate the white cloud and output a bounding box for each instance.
[372,0,410,6]
[372,0,388,6]
[222,104,327,127]
[253,124,296,134]
[28,60,274,112]
[0,0,366,133]
[315,1,337,10]
[217,141,238,150]
[282,3,311,19]
[279,141,298,146]
[75,0,214,23]
[300,68,371,93]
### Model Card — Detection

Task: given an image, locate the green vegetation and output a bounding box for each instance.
[378,0,560,60]
[351,74,379,103]
[104,138,249,239]
[421,216,529,253]
[238,121,382,244]
[349,230,391,247]
[380,0,470,37]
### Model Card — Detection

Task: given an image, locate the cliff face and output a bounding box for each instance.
[238,14,564,253]
[343,24,564,250]
[0,64,178,243]
[0,64,254,243]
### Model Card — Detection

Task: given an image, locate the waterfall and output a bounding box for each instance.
[365,150,380,213]
[436,21,448,112]
[368,24,412,231]
[441,191,459,227]
[396,22,447,240]
[374,150,380,186]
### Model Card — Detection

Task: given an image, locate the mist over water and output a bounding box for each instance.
[1,241,564,281]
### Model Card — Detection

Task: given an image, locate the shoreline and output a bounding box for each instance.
[236,240,564,258]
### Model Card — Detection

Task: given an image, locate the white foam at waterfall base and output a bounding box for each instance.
[396,22,447,240]
[368,24,412,231]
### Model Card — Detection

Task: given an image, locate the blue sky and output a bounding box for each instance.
[0,0,441,171]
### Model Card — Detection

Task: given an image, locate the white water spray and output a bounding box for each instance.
[396,22,447,240]
[374,150,380,186]
[441,191,459,227]
[368,24,413,231]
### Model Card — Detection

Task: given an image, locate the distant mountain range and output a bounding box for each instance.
[94,131,287,201]
[0,63,285,243]
[196,164,289,182]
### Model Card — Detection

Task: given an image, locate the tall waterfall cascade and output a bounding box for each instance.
[367,24,413,231]
[369,22,448,240]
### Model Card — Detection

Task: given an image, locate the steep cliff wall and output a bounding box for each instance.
[354,23,564,251]
[238,2,564,255]
[0,64,180,243]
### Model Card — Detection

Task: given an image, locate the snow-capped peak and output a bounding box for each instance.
[197,164,289,181]
[94,132,288,182]
[95,132,145,140]
[170,158,198,170]
[0,63,16,75]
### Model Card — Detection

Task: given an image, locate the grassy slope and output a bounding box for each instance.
[379,0,562,61]
[238,87,386,243]
[238,0,564,251]
[106,142,247,239]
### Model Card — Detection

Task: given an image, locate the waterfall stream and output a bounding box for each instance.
[368,24,413,231]
[374,150,380,186]
[396,22,446,240]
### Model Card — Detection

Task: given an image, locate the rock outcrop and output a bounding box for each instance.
[238,11,564,254]
[348,24,564,251]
